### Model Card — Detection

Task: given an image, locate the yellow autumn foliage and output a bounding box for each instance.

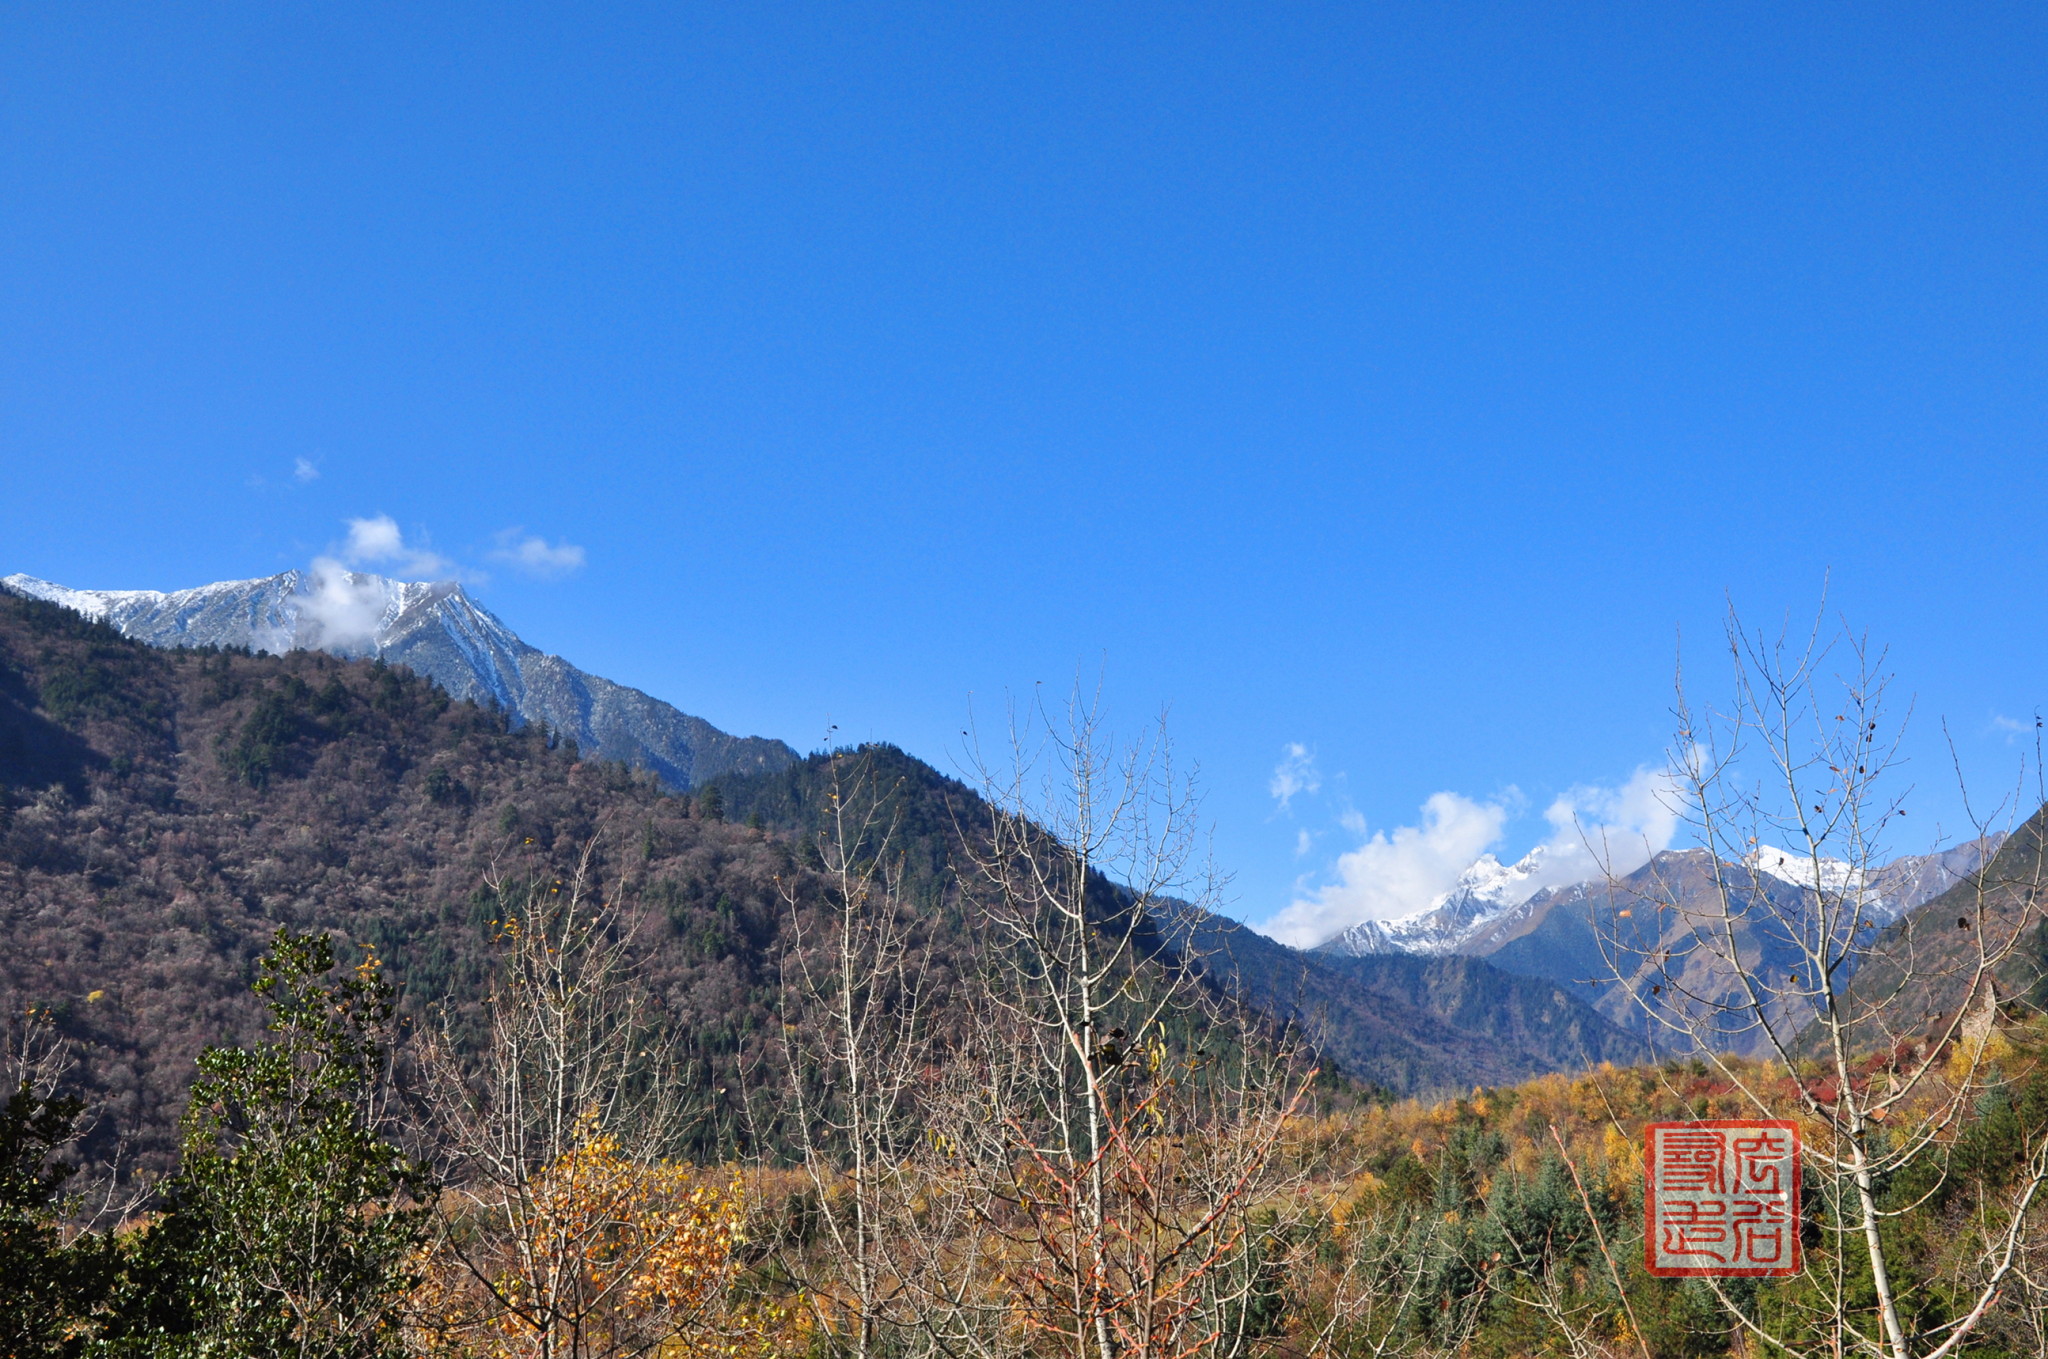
[411,1116,778,1359]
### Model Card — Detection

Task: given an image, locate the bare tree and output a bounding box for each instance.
[915,684,1318,1359]
[412,832,742,1359]
[4,994,152,1230]
[3,1004,74,1101]
[1604,604,2048,1359]
[761,746,938,1359]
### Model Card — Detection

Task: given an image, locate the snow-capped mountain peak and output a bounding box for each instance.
[0,568,482,659]
[1742,839,2004,926]
[2,568,795,790]
[1743,844,1859,895]
[1316,847,1548,957]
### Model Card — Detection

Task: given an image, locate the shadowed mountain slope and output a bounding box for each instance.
[1461,851,1848,1054]
[1460,835,2036,1057]
[1187,921,1649,1091]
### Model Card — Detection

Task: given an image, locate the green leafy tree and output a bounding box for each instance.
[0,1082,115,1357]
[103,929,431,1358]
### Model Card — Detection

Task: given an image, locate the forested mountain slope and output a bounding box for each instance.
[0,590,1644,1181]
[709,751,1650,1089]
[0,591,820,1176]
[1820,803,2048,1051]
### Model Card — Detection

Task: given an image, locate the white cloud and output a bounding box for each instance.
[293,457,320,483]
[1295,828,1313,857]
[339,514,453,578]
[1269,743,1321,810]
[292,516,456,650]
[1256,765,1684,950]
[296,558,391,654]
[1259,792,1508,947]
[1523,766,1683,894]
[488,529,588,577]
[344,514,402,562]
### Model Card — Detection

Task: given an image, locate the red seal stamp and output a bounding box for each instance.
[1644,1120,1801,1277]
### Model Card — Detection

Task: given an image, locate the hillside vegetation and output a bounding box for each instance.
[0,590,828,1175]
[0,589,1641,1181]
[12,590,2048,1357]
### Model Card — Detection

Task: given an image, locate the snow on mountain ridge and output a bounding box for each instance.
[1744,844,1860,895]
[1316,847,1548,956]
[1313,833,2008,964]
[4,572,309,653]
[1743,838,2005,924]
[1,569,796,789]
[0,569,476,657]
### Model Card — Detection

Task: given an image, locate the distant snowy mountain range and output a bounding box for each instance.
[1310,833,2007,1056]
[1315,838,2001,960]
[0,570,795,789]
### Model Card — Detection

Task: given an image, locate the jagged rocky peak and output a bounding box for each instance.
[1316,847,1549,957]
[1,568,796,790]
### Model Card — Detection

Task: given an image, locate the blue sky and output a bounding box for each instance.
[5,3,2046,936]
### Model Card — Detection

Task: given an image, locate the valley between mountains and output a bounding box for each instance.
[2,570,2040,1174]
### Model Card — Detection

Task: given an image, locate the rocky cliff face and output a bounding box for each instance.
[1,570,795,788]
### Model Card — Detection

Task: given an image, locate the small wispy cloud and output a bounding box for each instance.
[293,457,320,483]
[1294,828,1314,858]
[340,514,454,578]
[1269,743,1321,811]
[1992,713,2038,744]
[489,529,588,578]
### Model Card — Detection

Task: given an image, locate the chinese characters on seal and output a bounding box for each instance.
[1644,1120,1801,1277]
